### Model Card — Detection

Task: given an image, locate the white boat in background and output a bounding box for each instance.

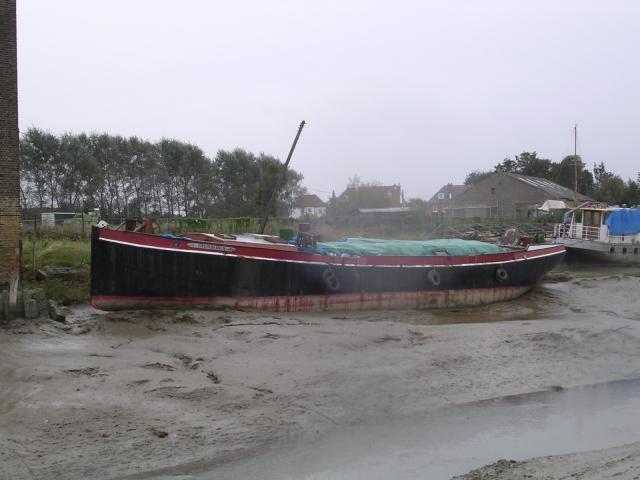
[553,201,640,264]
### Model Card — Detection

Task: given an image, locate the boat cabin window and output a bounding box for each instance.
[583,210,601,226]
[594,211,602,226]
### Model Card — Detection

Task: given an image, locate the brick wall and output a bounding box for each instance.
[0,0,21,291]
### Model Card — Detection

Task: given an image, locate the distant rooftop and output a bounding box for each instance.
[293,194,326,208]
[428,184,470,204]
[337,184,403,204]
[505,173,592,201]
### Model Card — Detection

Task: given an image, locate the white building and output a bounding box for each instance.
[291,194,327,219]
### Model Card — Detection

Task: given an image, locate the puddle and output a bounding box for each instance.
[157,377,640,480]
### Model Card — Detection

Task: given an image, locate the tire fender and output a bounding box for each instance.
[322,268,341,292]
[427,269,441,287]
[496,266,509,282]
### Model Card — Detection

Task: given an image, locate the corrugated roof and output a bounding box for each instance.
[505,173,592,201]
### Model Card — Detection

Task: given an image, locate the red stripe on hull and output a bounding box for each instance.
[92,286,532,312]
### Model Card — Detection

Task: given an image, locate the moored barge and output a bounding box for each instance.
[90,226,565,312]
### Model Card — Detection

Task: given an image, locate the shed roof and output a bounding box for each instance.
[505,173,591,201]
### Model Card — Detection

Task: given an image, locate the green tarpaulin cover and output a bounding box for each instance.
[316,238,506,257]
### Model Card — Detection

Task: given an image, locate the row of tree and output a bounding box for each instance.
[465,152,640,206]
[20,128,304,218]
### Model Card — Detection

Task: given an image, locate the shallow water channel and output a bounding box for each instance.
[162,377,640,480]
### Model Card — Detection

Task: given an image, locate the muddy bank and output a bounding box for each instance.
[453,442,640,480]
[1,269,640,479]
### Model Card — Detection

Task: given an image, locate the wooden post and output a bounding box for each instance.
[574,124,578,205]
[32,216,37,280]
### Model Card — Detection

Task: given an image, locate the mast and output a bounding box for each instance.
[258,120,306,234]
[574,124,578,204]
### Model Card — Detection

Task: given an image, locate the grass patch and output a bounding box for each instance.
[22,238,91,305]
[23,238,91,268]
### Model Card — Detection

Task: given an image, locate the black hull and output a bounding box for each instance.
[91,228,564,312]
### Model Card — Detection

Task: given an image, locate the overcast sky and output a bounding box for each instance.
[16,0,640,200]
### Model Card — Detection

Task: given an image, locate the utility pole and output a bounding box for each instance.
[0,0,21,318]
[258,120,306,234]
[574,124,578,205]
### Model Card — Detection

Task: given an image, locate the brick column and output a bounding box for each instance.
[0,0,21,310]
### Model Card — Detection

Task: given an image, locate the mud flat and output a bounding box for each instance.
[1,268,640,479]
[453,442,640,480]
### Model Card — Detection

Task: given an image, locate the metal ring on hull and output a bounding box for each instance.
[496,266,509,282]
[322,268,341,292]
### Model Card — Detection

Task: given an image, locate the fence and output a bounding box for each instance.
[21,212,557,244]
